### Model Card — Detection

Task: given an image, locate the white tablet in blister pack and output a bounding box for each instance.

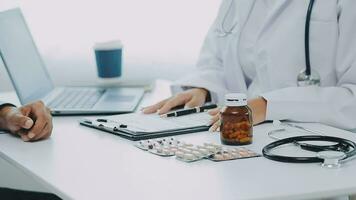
[135,137,260,162]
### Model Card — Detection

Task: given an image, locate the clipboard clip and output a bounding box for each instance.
[96,119,128,132]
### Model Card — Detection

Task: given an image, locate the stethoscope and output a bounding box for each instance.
[216,0,321,87]
[262,121,356,168]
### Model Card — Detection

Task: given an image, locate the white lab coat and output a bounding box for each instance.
[174,0,356,130]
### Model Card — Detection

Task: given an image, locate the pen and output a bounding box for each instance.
[161,104,217,118]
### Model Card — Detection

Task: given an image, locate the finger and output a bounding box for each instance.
[21,134,31,142]
[33,122,50,141]
[209,114,220,125]
[184,96,205,109]
[208,108,220,116]
[19,106,31,117]
[158,95,187,115]
[32,113,53,141]
[43,123,53,140]
[142,99,169,114]
[209,120,221,132]
[15,129,31,142]
[11,113,34,129]
[27,117,47,140]
[32,112,53,141]
[43,111,53,140]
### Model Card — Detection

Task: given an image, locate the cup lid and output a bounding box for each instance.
[94,40,123,50]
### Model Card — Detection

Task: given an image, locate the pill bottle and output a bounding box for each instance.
[220,93,253,145]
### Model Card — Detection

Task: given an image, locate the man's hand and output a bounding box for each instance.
[0,101,53,142]
[142,88,208,115]
[208,97,267,132]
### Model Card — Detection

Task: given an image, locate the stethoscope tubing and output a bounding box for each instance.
[217,0,317,79]
[305,0,315,76]
[262,135,356,163]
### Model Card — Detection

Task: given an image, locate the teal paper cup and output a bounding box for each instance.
[94,40,123,78]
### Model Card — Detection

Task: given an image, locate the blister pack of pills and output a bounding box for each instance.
[208,147,260,162]
[135,137,188,157]
[175,143,222,162]
[135,137,260,162]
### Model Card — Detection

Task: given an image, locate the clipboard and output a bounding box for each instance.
[79,112,212,141]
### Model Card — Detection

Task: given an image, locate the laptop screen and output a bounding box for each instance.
[0,8,54,104]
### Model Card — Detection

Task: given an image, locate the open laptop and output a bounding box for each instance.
[0,8,144,115]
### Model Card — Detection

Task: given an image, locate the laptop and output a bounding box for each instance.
[0,8,144,115]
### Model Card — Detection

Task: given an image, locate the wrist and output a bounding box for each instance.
[248,97,267,125]
[0,105,16,130]
[195,88,210,102]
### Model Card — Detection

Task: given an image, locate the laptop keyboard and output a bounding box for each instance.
[48,88,106,109]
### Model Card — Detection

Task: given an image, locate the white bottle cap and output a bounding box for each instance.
[224,93,247,106]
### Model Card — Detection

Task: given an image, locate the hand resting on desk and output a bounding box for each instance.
[143,87,267,132]
[142,88,208,114]
[0,101,53,142]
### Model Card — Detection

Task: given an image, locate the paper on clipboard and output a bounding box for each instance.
[82,112,212,133]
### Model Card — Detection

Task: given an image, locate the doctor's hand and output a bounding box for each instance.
[208,97,267,132]
[142,88,208,115]
[0,101,53,142]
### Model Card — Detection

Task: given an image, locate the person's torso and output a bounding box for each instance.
[216,0,340,97]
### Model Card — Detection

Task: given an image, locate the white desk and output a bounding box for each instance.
[1,82,356,200]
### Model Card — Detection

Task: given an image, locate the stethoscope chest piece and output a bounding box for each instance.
[317,151,346,169]
[297,68,321,87]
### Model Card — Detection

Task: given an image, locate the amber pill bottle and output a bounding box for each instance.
[220,93,253,145]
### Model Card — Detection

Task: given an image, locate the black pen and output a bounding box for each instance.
[160,104,217,118]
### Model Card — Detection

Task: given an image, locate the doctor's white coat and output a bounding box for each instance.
[174,0,356,130]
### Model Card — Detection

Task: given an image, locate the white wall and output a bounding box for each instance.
[0,0,221,91]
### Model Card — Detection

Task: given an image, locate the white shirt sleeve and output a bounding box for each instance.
[171,0,230,103]
[261,0,356,131]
